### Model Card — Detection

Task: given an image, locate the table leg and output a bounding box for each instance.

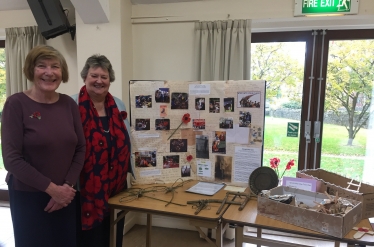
[334,241,340,247]
[110,207,116,247]
[189,219,221,246]
[215,222,223,247]
[146,214,152,247]
[235,226,244,247]
[257,228,262,247]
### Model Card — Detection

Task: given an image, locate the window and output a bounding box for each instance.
[0,40,6,200]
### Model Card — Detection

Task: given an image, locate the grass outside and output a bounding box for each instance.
[263,116,366,180]
[264,116,366,156]
[262,152,364,181]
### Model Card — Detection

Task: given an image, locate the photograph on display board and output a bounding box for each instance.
[224,97,235,112]
[209,98,220,113]
[196,135,209,159]
[160,105,168,117]
[214,155,232,183]
[195,98,206,110]
[155,119,170,130]
[135,95,152,108]
[193,119,205,130]
[212,131,226,154]
[163,155,180,169]
[237,91,261,108]
[239,111,252,127]
[135,119,150,131]
[171,93,189,109]
[219,117,233,129]
[135,150,156,167]
[181,165,191,177]
[250,125,263,144]
[170,139,188,152]
[155,88,170,103]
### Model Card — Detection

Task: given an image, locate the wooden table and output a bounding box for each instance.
[223,194,374,247]
[108,180,230,247]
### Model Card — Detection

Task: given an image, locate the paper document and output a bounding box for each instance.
[185,181,225,196]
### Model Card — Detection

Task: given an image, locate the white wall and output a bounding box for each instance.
[131,0,374,81]
[132,22,196,81]
[120,0,134,111]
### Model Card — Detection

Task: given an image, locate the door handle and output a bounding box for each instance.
[305,121,311,143]
[314,121,321,143]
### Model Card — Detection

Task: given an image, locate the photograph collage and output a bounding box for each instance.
[129,80,265,185]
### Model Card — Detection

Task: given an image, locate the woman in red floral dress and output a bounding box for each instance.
[72,55,133,247]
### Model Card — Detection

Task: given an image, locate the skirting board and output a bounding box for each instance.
[122,212,235,240]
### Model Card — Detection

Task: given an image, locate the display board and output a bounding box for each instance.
[129,80,266,186]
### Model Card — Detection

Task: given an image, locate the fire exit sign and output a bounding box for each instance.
[287,122,299,137]
[294,0,359,16]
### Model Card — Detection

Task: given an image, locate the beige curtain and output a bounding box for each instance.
[195,20,251,81]
[5,26,45,96]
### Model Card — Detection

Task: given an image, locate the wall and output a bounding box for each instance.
[121,0,134,111]
[131,0,374,81]
[132,22,196,81]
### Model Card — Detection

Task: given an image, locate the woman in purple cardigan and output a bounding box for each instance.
[1,45,86,247]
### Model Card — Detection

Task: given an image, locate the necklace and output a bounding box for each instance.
[103,129,110,133]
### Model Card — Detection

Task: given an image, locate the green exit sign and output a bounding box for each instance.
[294,0,359,16]
[287,122,299,137]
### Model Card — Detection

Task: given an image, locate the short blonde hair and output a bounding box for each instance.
[23,45,69,83]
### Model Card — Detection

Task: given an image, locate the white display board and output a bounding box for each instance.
[129,80,266,186]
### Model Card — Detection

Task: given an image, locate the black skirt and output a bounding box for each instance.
[8,177,76,247]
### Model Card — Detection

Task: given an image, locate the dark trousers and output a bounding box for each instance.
[8,177,76,247]
[76,192,125,247]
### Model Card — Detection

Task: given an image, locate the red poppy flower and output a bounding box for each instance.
[100,168,109,181]
[83,155,96,173]
[286,159,295,170]
[270,158,280,169]
[98,150,109,165]
[270,157,296,179]
[121,111,127,120]
[81,207,95,226]
[168,113,191,140]
[182,113,191,124]
[358,228,369,232]
[92,132,107,152]
[29,111,41,120]
[118,146,129,162]
[186,155,193,162]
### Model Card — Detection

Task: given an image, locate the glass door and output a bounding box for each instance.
[314,30,374,183]
[251,31,315,178]
[0,40,7,201]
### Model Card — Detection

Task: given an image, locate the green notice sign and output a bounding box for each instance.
[287,123,299,137]
[302,0,351,14]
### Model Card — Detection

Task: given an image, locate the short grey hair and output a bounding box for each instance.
[80,54,115,82]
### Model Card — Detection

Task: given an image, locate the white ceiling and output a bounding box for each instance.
[0,0,201,11]
[0,0,29,11]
